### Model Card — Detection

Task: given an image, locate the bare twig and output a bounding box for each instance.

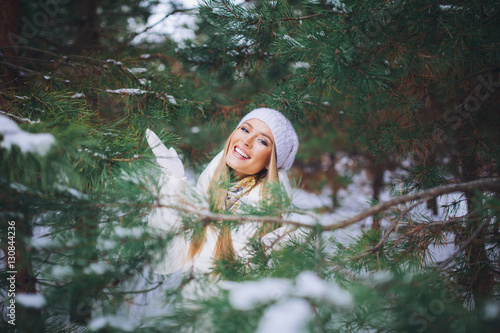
[436,219,490,270]
[0,46,103,65]
[280,13,326,21]
[0,111,35,123]
[0,45,61,58]
[351,201,424,260]
[0,60,38,74]
[116,7,195,52]
[426,214,469,226]
[110,155,144,162]
[262,227,296,252]
[327,178,500,232]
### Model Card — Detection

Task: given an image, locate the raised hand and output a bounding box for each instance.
[146,129,185,178]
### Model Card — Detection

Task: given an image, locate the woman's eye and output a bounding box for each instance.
[258,139,268,146]
[241,127,249,133]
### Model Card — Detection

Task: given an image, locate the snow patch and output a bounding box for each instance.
[51,265,74,278]
[16,293,46,309]
[371,270,392,284]
[88,315,135,331]
[114,225,145,239]
[83,262,113,275]
[127,67,147,74]
[71,92,85,99]
[293,188,332,210]
[222,279,291,311]
[165,94,177,104]
[106,59,123,65]
[484,301,499,320]
[256,298,312,333]
[55,184,88,199]
[283,34,304,48]
[31,237,59,250]
[294,271,353,309]
[0,115,55,155]
[293,62,310,69]
[106,88,148,95]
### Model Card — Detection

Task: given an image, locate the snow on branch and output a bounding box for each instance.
[0,115,55,155]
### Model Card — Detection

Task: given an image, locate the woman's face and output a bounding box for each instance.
[225,118,274,180]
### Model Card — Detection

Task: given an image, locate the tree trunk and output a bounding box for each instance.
[1,189,44,332]
[0,0,21,86]
[460,155,494,305]
[16,214,44,333]
[426,197,438,215]
[371,159,385,231]
[76,0,99,52]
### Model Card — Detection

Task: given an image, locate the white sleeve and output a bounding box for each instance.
[260,170,300,249]
[145,128,191,274]
[150,151,223,274]
[147,173,191,275]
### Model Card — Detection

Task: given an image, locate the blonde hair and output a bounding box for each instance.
[186,126,279,264]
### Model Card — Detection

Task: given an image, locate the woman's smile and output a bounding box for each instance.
[233,145,250,159]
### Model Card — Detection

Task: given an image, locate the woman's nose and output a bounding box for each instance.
[241,136,251,147]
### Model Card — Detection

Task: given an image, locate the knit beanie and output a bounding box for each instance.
[238,108,299,170]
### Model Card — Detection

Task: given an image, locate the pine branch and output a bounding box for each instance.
[153,178,500,232]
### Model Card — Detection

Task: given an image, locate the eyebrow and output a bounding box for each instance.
[242,121,273,144]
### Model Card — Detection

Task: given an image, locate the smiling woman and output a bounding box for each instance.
[146,108,299,276]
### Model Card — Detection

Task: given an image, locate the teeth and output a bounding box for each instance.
[235,147,249,159]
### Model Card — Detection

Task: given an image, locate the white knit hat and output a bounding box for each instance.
[238,108,299,170]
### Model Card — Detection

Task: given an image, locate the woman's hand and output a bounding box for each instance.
[146,129,185,178]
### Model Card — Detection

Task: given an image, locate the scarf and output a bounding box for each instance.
[224,176,257,213]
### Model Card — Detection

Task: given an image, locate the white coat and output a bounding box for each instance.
[147,150,293,275]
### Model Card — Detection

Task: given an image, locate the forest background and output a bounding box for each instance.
[0,0,499,332]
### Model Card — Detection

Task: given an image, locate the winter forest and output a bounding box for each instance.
[0,0,499,332]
